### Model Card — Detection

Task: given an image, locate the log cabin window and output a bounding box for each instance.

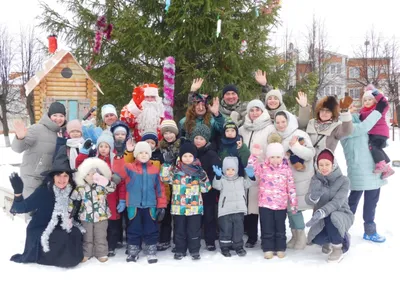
[61,67,73,79]
[44,98,90,120]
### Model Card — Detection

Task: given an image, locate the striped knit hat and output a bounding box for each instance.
[160,119,179,136]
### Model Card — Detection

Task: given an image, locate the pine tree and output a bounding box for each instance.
[39,0,289,119]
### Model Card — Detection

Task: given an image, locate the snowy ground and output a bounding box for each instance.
[0,134,399,300]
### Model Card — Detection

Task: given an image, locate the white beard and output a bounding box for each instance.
[137,99,164,136]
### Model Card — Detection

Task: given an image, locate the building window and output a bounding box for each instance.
[349,88,361,99]
[337,87,342,96]
[349,67,360,79]
[368,67,376,79]
[336,64,342,74]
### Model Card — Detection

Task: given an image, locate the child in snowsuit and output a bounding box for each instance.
[160,142,211,260]
[113,141,167,264]
[212,157,256,257]
[248,135,298,259]
[360,86,394,178]
[218,119,250,176]
[157,119,181,251]
[305,149,354,263]
[69,157,116,263]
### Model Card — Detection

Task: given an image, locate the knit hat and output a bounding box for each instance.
[246,99,266,114]
[265,89,283,104]
[110,120,130,140]
[222,156,238,174]
[141,131,158,145]
[101,104,117,120]
[134,141,152,158]
[113,126,127,134]
[179,141,198,160]
[223,119,238,138]
[160,119,179,136]
[222,84,239,97]
[266,143,285,158]
[66,119,82,134]
[190,124,211,143]
[96,131,115,153]
[317,149,334,163]
[362,90,374,100]
[48,102,66,117]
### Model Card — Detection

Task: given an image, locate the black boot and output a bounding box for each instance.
[206,242,216,251]
[126,245,140,262]
[236,247,247,257]
[174,252,186,260]
[245,239,257,248]
[146,244,158,264]
[157,242,171,251]
[221,248,231,257]
[107,249,116,257]
[191,252,201,260]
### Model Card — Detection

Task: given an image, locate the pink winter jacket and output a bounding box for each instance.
[359,92,389,138]
[248,154,297,210]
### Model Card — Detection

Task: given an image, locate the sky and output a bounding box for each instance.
[1,0,400,57]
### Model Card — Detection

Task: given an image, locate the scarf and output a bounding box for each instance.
[220,135,241,156]
[66,137,84,169]
[243,110,272,131]
[176,158,203,177]
[314,119,334,133]
[41,184,73,253]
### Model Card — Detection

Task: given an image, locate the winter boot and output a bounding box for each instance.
[373,160,387,173]
[245,238,257,248]
[264,251,274,259]
[327,244,344,263]
[81,256,90,263]
[221,248,231,257]
[108,249,116,257]
[363,232,386,243]
[206,243,216,251]
[97,256,108,263]
[116,242,124,249]
[126,245,141,262]
[343,232,351,253]
[276,251,286,258]
[171,246,176,253]
[381,165,395,179]
[146,244,158,264]
[286,229,297,249]
[191,253,201,260]
[157,242,171,251]
[174,252,186,260]
[236,248,247,257]
[294,229,306,250]
[322,243,332,254]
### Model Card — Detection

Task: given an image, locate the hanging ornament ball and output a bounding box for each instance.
[239,40,248,54]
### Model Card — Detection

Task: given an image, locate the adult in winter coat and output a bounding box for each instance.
[340,101,388,243]
[12,102,67,198]
[305,149,354,263]
[306,95,353,156]
[273,111,315,250]
[8,150,83,268]
[238,99,275,248]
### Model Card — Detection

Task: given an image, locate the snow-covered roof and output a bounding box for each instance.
[24,49,104,96]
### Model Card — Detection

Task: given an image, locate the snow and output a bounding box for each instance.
[0,134,399,300]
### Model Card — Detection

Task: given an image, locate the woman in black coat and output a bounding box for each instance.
[9,150,84,268]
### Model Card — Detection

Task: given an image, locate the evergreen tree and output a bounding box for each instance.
[40,0,289,119]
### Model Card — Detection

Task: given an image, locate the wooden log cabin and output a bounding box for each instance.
[25,50,103,122]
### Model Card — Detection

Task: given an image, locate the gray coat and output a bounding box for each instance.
[11,114,61,197]
[305,163,354,243]
[213,175,255,218]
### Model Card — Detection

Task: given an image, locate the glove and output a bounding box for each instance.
[9,172,23,194]
[156,208,166,222]
[111,174,122,185]
[93,173,109,186]
[371,89,379,96]
[80,138,93,155]
[251,144,263,156]
[114,140,125,157]
[163,152,176,164]
[212,165,222,177]
[375,100,388,114]
[244,166,255,178]
[305,209,326,227]
[117,200,126,213]
[199,170,208,181]
[69,200,82,219]
[339,96,353,110]
[309,180,324,201]
[290,206,298,215]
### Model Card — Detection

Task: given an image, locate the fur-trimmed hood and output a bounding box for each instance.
[75,157,112,186]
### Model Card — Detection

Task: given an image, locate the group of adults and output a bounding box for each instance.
[8,69,387,268]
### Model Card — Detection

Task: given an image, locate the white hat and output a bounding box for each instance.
[101,104,117,120]
[265,89,283,104]
[362,90,374,100]
[266,142,285,158]
[246,99,266,114]
[144,87,159,97]
[134,141,152,159]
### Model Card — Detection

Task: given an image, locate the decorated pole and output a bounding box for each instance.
[163,56,175,120]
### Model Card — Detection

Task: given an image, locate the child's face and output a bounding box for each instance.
[137,152,150,163]
[84,169,95,185]
[225,168,236,177]
[181,153,194,164]
[114,132,127,142]
[69,130,82,139]
[225,128,236,138]
[269,156,283,166]
[163,131,176,143]
[98,142,111,157]
[275,115,288,132]
[194,136,207,148]
[145,139,156,150]
[363,96,376,108]
[267,96,280,110]
[318,159,333,176]
[104,113,117,126]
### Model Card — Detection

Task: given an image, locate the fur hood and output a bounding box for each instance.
[75,157,112,186]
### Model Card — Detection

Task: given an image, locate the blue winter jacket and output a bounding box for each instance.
[340,111,387,191]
